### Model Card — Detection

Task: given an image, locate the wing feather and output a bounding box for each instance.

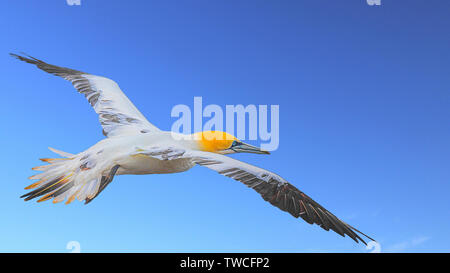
[11,53,160,137]
[192,152,374,244]
[136,148,375,244]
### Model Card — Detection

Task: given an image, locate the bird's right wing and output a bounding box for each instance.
[11,53,160,137]
[134,148,375,244]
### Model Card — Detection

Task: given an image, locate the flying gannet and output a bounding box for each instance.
[11,53,374,245]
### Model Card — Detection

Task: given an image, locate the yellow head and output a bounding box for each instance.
[193,131,270,155]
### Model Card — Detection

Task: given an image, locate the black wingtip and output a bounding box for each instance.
[347,224,376,245]
[10,52,35,64]
[9,52,21,59]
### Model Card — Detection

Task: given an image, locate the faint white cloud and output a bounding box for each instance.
[387,236,430,252]
[370,209,381,218]
[344,212,358,220]
[411,236,430,246]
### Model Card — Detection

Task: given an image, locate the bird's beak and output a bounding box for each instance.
[231,142,270,155]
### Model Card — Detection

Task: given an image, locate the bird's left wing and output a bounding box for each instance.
[11,53,160,137]
[134,148,375,245]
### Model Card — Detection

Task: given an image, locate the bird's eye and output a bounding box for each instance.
[231,140,239,147]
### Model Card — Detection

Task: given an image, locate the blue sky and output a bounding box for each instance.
[0,0,449,252]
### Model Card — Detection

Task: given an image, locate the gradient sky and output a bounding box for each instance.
[0,0,449,253]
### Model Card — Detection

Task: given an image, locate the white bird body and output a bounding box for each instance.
[81,132,197,176]
[12,53,374,245]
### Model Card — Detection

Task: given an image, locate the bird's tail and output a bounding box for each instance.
[21,147,106,204]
